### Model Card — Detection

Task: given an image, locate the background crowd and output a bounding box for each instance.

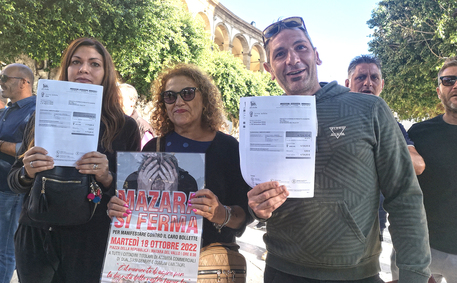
[0,6,456,283]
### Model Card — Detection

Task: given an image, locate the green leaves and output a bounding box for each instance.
[368,0,457,120]
[203,51,281,119]
[0,0,280,120]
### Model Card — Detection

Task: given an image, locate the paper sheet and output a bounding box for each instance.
[239,96,317,198]
[35,79,103,166]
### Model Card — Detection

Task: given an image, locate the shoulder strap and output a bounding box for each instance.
[156,137,161,152]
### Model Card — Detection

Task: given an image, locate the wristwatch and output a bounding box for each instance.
[19,166,34,185]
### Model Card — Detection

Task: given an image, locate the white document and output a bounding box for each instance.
[239,96,317,198]
[35,79,103,167]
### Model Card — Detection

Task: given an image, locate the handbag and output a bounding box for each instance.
[197,242,246,283]
[27,166,102,226]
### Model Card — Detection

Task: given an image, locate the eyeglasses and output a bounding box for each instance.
[0,74,30,84]
[262,17,306,46]
[161,87,198,104]
[439,76,457,86]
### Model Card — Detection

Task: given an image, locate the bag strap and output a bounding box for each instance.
[156,137,161,152]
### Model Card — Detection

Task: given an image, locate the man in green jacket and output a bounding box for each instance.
[247,16,431,283]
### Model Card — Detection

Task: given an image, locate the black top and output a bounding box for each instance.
[7,113,141,228]
[408,114,457,255]
[143,131,252,246]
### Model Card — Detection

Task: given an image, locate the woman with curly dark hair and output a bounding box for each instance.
[108,63,251,248]
[7,37,141,282]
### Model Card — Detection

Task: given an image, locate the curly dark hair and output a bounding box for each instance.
[151,64,226,137]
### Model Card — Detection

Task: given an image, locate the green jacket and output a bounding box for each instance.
[264,82,430,282]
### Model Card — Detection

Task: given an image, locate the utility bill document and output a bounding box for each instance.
[239,96,317,198]
[35,79,103,166]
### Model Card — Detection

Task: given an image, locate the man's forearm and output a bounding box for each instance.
[408,146,425,175]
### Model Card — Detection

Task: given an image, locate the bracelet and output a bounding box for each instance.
[213,205,232,233]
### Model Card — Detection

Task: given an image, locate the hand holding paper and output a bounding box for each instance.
[247,181,289,219]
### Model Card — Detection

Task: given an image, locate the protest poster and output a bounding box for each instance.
[100,152,205,283]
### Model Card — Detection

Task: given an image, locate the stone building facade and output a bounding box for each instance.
[182,0,266,72]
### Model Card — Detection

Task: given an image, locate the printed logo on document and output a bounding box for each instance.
[329,126,346,139]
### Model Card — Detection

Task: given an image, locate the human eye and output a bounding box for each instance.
[296,44,307,51]
[71,59,80,65]
[183,88,197,99]
[274,50,285,59]
[355,75,366,81]
[91,62,101,67]
[371,75,379,81]
[443,77,457,86]
[163,91,174,99]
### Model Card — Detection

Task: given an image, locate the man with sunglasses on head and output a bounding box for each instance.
[0,63,36,283]
[247,17,430,283]
[406,57,457,283]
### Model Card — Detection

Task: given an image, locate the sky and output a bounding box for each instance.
[220,0,381,85]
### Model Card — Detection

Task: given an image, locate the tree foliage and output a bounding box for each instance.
[204,51,282,120]
[367,0,457,120]
[0,0,211,96]
[0,0,280,120]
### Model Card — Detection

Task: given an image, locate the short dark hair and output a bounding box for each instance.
[347,55,382,79]
[438,57,457,85]
[264,27,314,63]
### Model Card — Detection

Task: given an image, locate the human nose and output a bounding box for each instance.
[286,50,300,65]
[363,77,372,86]
[79,62,89,73]
[174,93,185,105]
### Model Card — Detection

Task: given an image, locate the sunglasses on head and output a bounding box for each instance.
[0,74,30,84]
[439,76,457,86]
[262,17,306,46]
[161,87,198,104]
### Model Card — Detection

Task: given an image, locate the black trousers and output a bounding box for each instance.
[14,214,110,283]
[265,265,385,283]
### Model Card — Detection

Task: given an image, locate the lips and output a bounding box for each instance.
[287,69,305,76]
[174,109,187,114]
[75,77,91,83]
[361,89,374,94]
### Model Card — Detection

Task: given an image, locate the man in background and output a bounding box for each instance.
[345,55,426,239]
[119,83,154,149]
[0,63,36,283]
[345,55,425,176]
[407,57,457,283]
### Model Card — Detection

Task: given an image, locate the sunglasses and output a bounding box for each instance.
[161,87,198,104]
[439,76,457,86]
[0,74,30,84]
[262,17,306,46]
